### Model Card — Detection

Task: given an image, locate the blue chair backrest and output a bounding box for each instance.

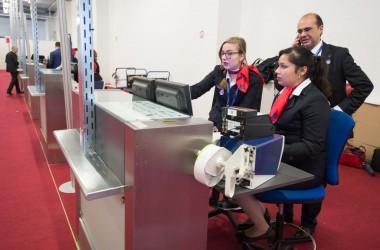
[326,109,355,185]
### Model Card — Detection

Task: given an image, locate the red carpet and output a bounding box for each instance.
[1,69,380,249]
[0,70,77,249]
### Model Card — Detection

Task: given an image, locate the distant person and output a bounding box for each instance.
[5,45,23,95]
[71,48,79,83]
[190,37,264,131]
[93,50,102,81]
[291,13,373,115]
[47,42,61,69]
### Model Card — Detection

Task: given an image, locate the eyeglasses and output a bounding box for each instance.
[220,51,240,59]
[297,27,313,34]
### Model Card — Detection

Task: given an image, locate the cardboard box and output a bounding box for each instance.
[348,139,376,163]
[353,102,380,125]
[353,121,380,148]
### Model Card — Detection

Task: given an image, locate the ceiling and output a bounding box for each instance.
[0,0,59,17]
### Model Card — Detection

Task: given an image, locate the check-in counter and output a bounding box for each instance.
[39,69,66,164]
[19,73,28,92]
[55,90,212,250]
[26,63,46,119]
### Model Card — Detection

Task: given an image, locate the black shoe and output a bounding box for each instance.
[7,92,13,95]
[236,208,271,231]
[17,91,24,94]
[217,199,241,211]
[236,227,274,242]
[294,226,316,237]
[284,215,293,223]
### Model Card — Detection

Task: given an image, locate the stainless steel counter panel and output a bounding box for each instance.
[54,129,125,200]
[39,69,66,163]
[19,74,28,92]
[26,63,46,120]
[59,90,213,249]
[95,106,125,184]
[124,118,212,250]
[72,88,80,129]
[94,90,192,185]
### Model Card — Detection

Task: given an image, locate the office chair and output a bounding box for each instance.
[252,109,355,250]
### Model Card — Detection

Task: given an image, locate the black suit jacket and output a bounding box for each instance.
[275,42,373,115]
[5,51,19,73]
[274,83,331,179]
[321,42,373,115]
[190,65,263,130]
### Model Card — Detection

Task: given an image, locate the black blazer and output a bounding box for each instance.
[274,83,331,180]
[274,42,373,115]
[5,51,19,73]
[190,65,263,130]
[321,42,373,115]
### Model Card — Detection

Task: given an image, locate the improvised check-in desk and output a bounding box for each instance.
[55,90,212,250]
[38,69,66,164]
[26,63,46,119]
[214,163,314,197]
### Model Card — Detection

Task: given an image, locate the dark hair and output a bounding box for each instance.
[55,41,60,47]
[279,46,331,97]
[314,13,324,27]
[304,13,324,27]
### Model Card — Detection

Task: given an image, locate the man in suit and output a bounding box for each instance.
[5,45,23,95]
[293,13,373,115]
[48,41,62,69]
[286,12,374,236]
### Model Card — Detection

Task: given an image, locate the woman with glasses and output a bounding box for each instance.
[190,37,264,132]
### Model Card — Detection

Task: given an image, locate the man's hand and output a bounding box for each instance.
[291,35,301,47]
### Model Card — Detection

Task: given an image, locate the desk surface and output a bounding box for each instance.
[216,162,314,198]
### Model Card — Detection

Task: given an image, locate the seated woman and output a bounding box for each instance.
[190,37,264,132]
[93,50,103,82]
[234,46,331,242]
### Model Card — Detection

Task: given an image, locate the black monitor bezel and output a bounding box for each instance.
[131,76,156,102]
[154,79,193,116]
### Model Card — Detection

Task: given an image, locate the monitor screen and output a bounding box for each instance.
[131,76,156,101]
[154,79,193,116]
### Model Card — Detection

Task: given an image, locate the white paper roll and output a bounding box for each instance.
[194,144,232,187]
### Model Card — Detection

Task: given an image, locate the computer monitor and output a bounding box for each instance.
[39,55,45,64]
[131,76,156,101]
[154,79,193,116]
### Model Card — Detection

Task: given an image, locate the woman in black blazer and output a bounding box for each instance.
[190,37,264,132]
[235,46,331,242]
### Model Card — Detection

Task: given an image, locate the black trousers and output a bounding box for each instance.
[283,176,325,229]
[284,202,322,229]
[7,72,21,94]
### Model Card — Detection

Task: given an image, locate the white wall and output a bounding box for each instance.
[95,0,225,120]
[0,17,50,41]
[2,0,378,118]
[240,0,379,105]
[90,0,378,119]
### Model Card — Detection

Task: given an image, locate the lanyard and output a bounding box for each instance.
[226,78,238,107]
[314,45,323,56]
